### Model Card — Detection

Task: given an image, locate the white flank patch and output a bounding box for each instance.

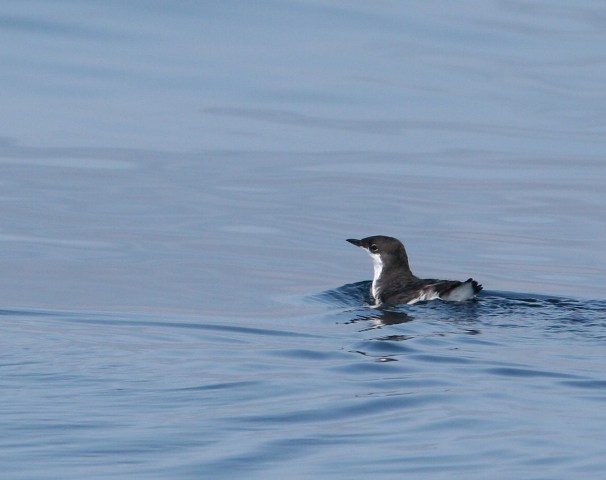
[406,281,475,305]
[406,289,441,305]
[441,281,475,302]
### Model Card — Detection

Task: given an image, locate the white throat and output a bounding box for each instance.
[368,252,383,302]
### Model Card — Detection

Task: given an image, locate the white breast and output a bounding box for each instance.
[369,252,383,302]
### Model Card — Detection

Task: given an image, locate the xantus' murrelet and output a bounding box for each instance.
[347,235,482,306]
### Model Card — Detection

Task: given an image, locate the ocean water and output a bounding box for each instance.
[1,1,606,479]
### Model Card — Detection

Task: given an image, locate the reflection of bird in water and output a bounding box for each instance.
[346,308,414,330]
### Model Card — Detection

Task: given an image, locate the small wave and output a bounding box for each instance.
[307,280,373,307]
[311,282,606,338]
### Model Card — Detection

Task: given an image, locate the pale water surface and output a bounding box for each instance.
[1,1,606,479]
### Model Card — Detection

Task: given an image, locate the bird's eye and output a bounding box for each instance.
[370,244,379,253]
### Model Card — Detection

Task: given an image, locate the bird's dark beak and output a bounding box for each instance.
[346,238,362,247]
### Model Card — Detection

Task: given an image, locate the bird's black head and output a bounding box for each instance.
[346,235,412,272]
[346,235,402,255]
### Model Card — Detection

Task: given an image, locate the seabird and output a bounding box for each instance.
[347,235,482,306]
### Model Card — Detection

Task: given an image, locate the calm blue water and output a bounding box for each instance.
[2,1,606,478]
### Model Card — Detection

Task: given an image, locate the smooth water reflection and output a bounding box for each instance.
[2,292,606,479]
